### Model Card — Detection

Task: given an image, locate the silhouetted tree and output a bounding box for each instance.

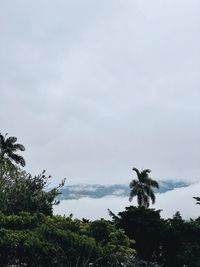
[129,168,159,208]
[110,206,164,263]
[0,132,25,169]
[162,212,200,267]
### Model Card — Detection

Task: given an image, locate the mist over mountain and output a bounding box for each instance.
[59,180,190,200]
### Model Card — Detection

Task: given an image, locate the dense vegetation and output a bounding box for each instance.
[0,132,200,266]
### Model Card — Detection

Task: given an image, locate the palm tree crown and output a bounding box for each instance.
[129,167,159,208]
[0,133,26,167]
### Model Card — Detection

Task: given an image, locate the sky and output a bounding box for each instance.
[0,0,200,188]
[54,182,200,220]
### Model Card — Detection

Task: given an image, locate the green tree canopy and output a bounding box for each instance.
[0,169,65,215]
[109,206,164,263]
[0,213,134,267]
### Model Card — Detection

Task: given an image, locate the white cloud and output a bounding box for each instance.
[54,182,200,220]
[113,189,126,196]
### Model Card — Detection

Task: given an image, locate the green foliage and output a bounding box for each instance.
[86,219,135,266]
[0,133,65,216]
[161,214,200,267]
[110,206,200,267]
[129,168,159,208]
[0,213,134,267]
[0,169,65,216]
[2,133,200,266]
[110,206,164,263]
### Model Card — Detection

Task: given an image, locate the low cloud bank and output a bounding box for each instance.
[54,182,200,220]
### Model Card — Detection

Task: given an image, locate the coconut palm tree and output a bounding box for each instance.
[129,167,159,208]
[0,133,25,168]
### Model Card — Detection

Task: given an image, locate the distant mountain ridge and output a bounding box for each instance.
[59,180,190,200]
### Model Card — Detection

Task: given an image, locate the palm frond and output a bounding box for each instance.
[13,144,25,152]
[143,184,152,195]
[144,177,159,188]
[142,169,151,174]
[129,188,138,202]
[0,133,5,144]
[193,197,200,205]
[6,136,17,144]
[149,189,156,204]
[9,154,26,167]
[132,168,141,179]
[0,134,5,152]
[129,179,139,188]
[139,169,151,183]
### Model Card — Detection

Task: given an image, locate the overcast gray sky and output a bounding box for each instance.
[1,0,200,185]
[54,182,200,220]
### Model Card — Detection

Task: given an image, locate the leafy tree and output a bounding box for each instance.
[129,168,159,208]
[87,219,135,266]
[110,206,200,267]
[0,133,25,169]
[0,169,65,215]
[0,133,65,215]
[0,132,135,266]
[0,213,134,267]
[162,214,200,267]
[109,206,164,263]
